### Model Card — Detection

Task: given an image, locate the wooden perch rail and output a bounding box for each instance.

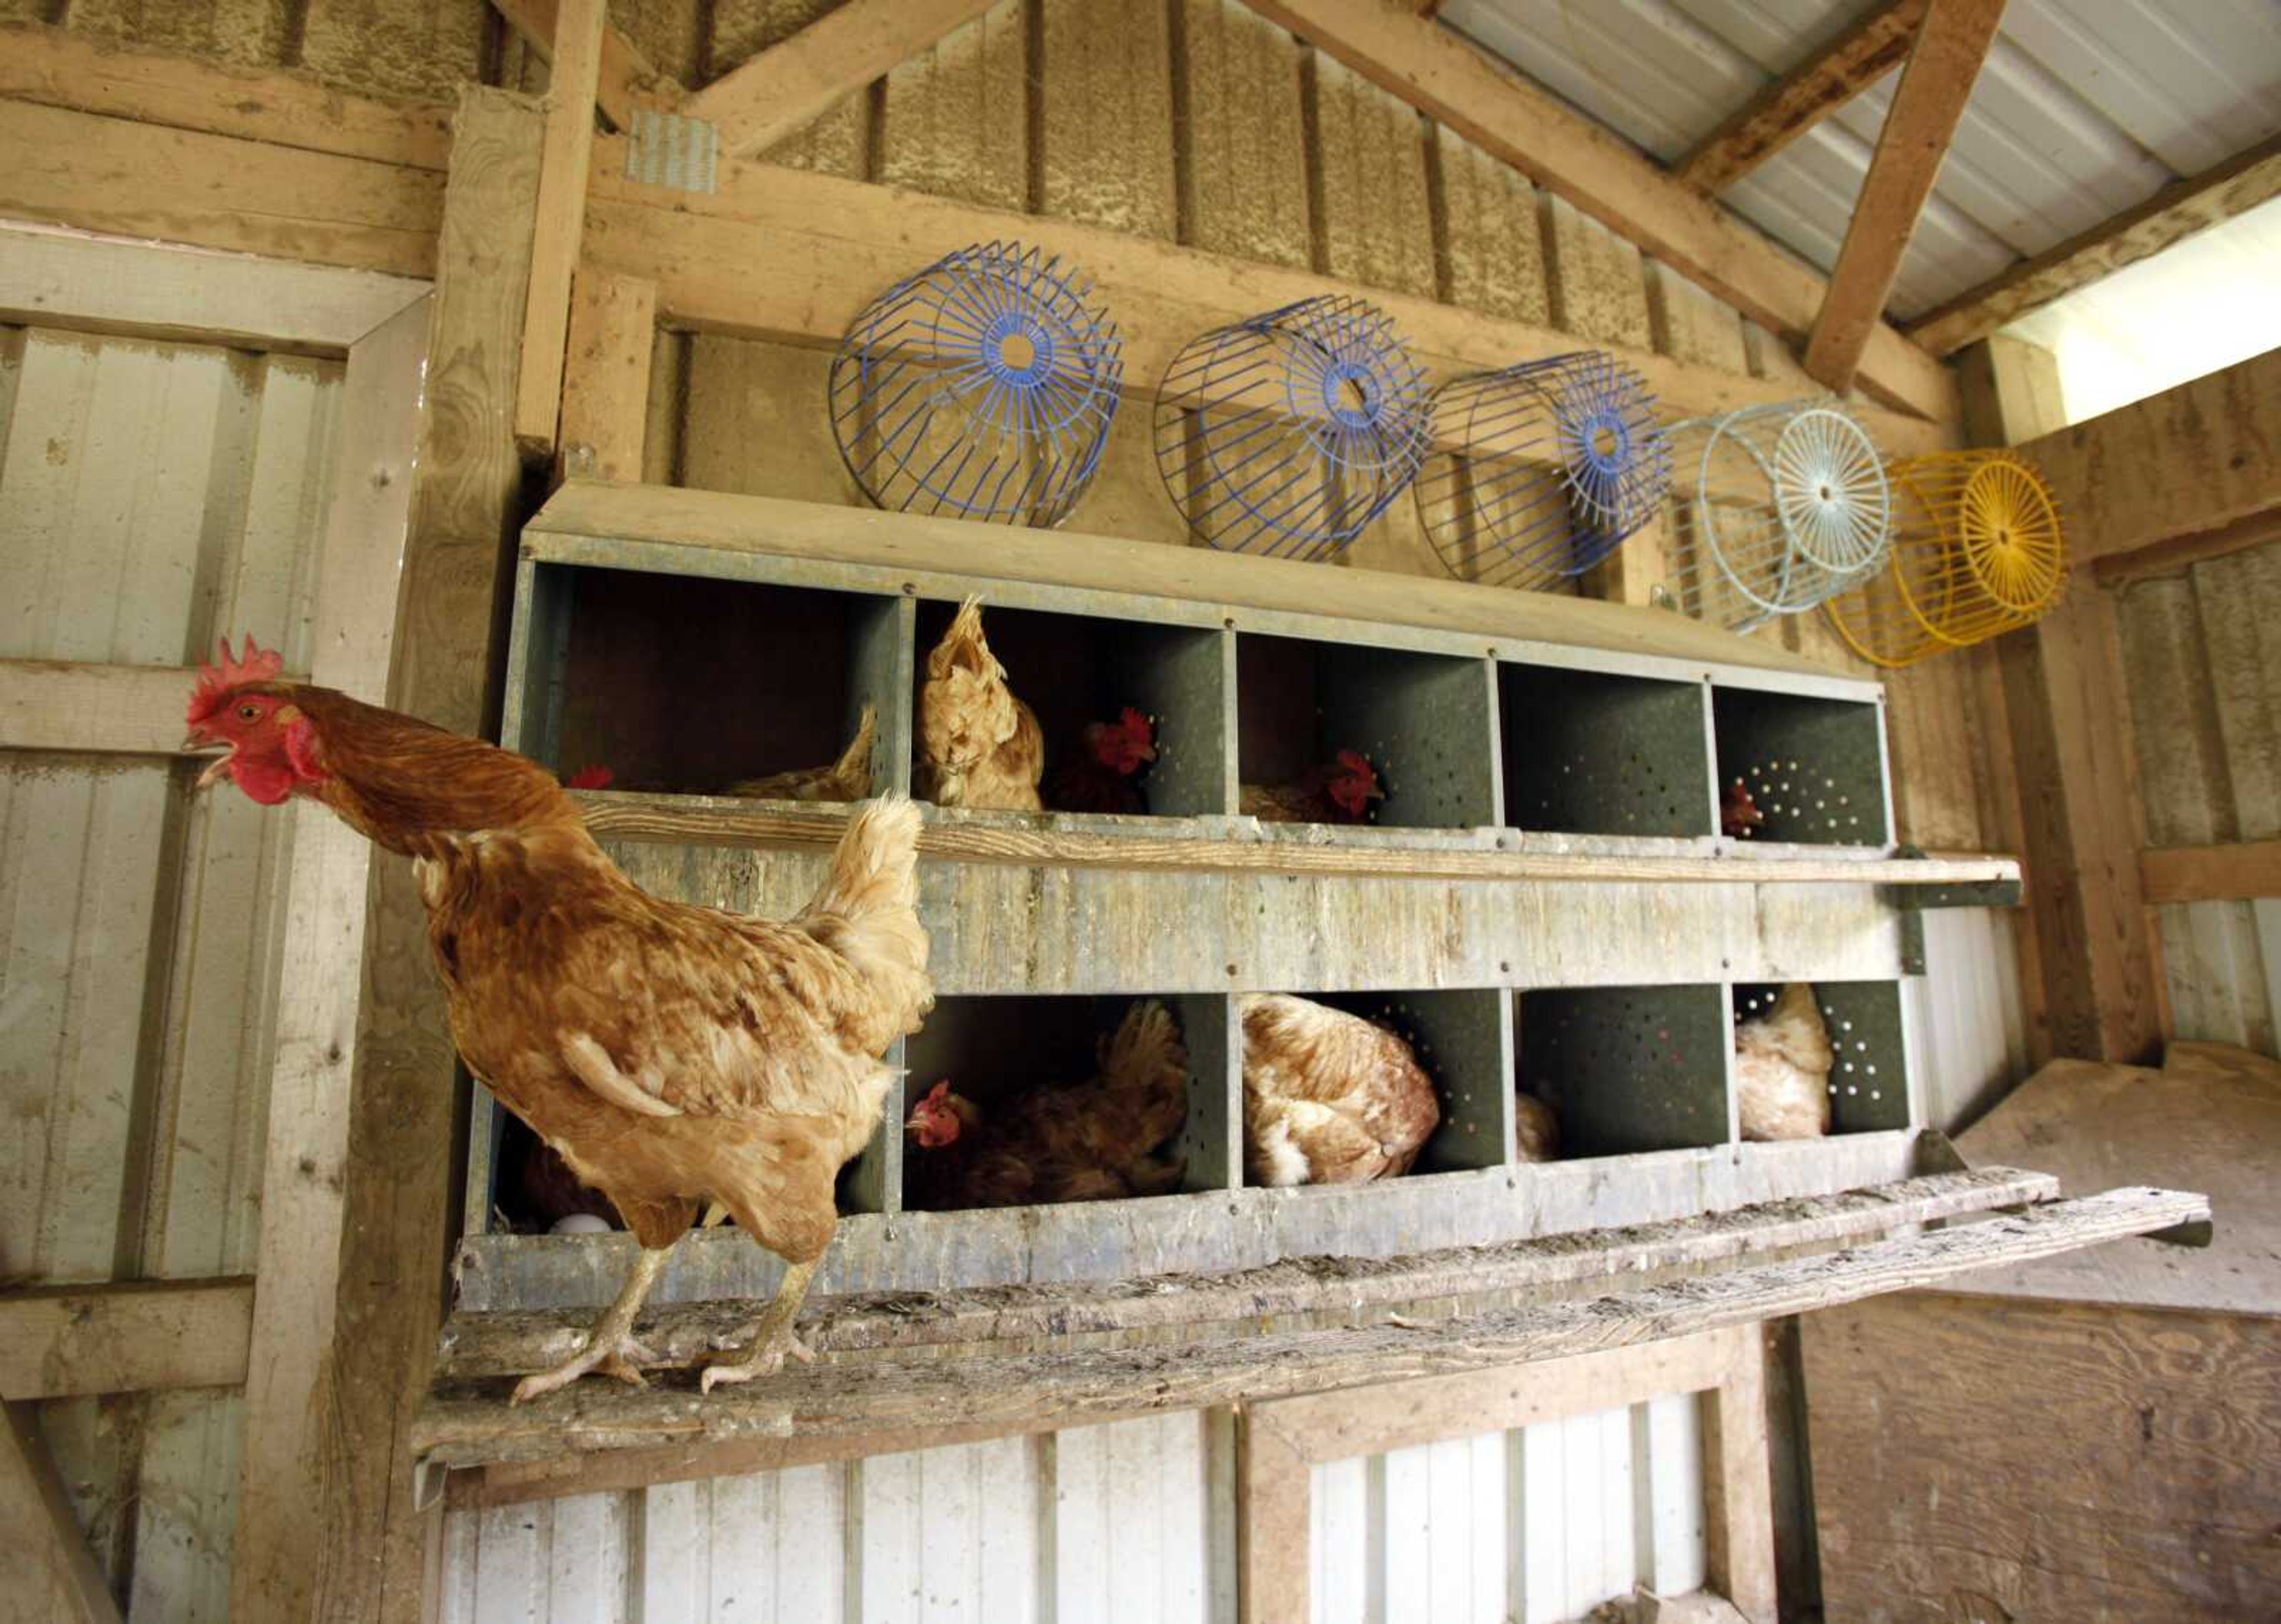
[436,1167,2061,1381]
[413,1185,2208,1473]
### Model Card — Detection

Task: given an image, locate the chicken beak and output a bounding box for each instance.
[182,735,233,790]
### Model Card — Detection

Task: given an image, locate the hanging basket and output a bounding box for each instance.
[1153,294,1431,560]
[1658,400,1892,631]
[1414,350,1670,590]
[828,240,1123,529]
[1824,450,2067,667]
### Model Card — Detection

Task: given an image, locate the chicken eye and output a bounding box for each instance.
[236,703,261,722]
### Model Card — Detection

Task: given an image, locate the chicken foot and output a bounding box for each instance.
[700,1258,820,1393]
[510,1244,671,1405]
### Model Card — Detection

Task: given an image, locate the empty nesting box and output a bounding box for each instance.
[1518,984,1731,1158]
[1498,662,1712,838]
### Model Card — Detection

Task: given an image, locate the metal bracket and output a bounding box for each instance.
[411,1454,450,1513]
[625,109,719,194]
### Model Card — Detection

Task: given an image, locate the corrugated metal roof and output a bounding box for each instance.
[1440,0,2281,321]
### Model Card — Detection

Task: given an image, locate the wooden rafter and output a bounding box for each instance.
[488,0,681,129]
[1237,0,1957,421]
[1676,0,1930,194]
[1802,0,2005,394]
[1909,133,2281,356]
[681,0,995,160]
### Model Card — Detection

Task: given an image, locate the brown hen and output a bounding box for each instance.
[905,1000,1189,1209]
[920,599,1044,811]
[724,703,877,802]
[1240,994,1439,1186]
[1736,982,1833,1141]
[182,637,931,1401]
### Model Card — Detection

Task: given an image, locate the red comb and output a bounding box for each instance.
[186,635,284,725]
[1335,750,1376,781]
[564,764,615,790]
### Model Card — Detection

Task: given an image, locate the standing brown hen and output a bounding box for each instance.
[181,637,932,1400]
[919,598,1045,811]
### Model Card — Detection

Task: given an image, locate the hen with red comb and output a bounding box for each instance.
[185,634,285,726]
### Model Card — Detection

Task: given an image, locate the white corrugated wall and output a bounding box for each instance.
[0,322,343,1619]
[438,1399,1710,1624]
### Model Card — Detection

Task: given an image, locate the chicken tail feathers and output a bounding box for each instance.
[797,796,933,1040]
[832,704,880,791]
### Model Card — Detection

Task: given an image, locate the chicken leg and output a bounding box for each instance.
[700,1259,820,1392]
[511,1244,671,1404]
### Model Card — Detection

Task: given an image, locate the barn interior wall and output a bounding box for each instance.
[0,3,2041,1620]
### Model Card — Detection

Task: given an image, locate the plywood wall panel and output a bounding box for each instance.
[1542,196,1651,353]
[1176,0,1310,271]
[2115,574,2235,845]
[711,0,871,179]
[681,336,859,509]
[299,0,489,103]
[2191,543,2281,842]
[1432,125,1549,327]
[1307,53,1435,299]
[879,0,1026,214]
[1038,0,1177,241]
[58,0,292,68]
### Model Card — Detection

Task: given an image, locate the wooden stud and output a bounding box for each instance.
[2091,509,2281,589]
[2140,840,2281,905]
[0,20,452,169]
[1702,1332,1778,1623]
[0,1279,254,1400]
[1234,1410,1310,1624]
[558,267,657,480]
[290,86,549,1624]
[0,658,305,756]
[1676,0,1929,194]
[681,0,996,160]
[1801,0,2005,395]
[1910,134,2281,358]
[488,0,683,131]
[229,300,433,1620]
[1,1402,124,1624]
[1233,0,1958,421]
[514,0,607,452]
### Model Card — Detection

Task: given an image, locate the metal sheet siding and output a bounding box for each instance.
[1444,0,2281,320]
[0,324,343,1621]
[440,1401,1711,1624]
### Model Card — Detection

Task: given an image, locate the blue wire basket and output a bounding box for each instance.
[1153,295,1432,560]
[1413,352,1670,590]
[829,241,1123,529]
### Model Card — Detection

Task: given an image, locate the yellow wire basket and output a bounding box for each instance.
[1824,449,2066,668]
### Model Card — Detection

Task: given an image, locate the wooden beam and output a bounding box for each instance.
[1235,1410,1311,1624]
[0,99,443,280]
[230,304,433,1620]
[1676,0,1930,194]
[1910,134,2281,357]
[488,0,681,131]
[558,266,656,479]
[0,1279,254,1399]
[2140,839,2281,905]
[0,658,290,754]
[1,1402,124,1624]
[682,0,994,160]
[514,0,606,451]
[0,20,451,169]
[1703,1336,1779,1624]
[1234,0,1957,421]
[0,221,427,356]
[412,1187,2206,1473]
[2091,508,2281,588]
[290,86,548,1624]
[1802,0,2005,394]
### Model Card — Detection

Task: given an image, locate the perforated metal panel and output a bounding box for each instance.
[1518,985,1730,1157]
[1712,687,1890,848]
[1499,664,1712,838]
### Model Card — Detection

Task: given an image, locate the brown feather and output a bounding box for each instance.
[725,704,877,802]
[919,599,1045,811]
[1239,994,1439,1186]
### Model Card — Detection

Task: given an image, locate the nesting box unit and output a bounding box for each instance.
[1414,352,1671,590]
[1824,449,2068,667]
[829,240,1124,529]
[1660,399,1893,632]
[1154,295,1432,560]
[443,480,2022,1327]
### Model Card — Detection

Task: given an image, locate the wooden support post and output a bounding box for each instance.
[307,85,547,1623]
[1703,1335,1779,1624]
[1802,0,2005,394]
[488,0,681,131]
[514,0,605,453]
[2,1401,125,1624]
[559,266,656,479]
